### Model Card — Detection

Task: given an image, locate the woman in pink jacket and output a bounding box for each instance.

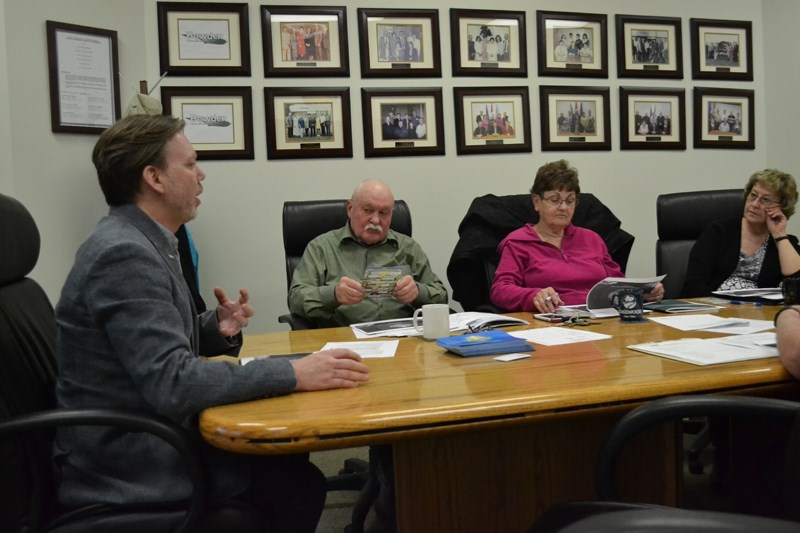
[490,159,664,313]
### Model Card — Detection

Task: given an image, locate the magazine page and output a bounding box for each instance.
[587,275,666,311]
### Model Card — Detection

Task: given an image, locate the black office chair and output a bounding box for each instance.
[0,193,262,533]
[656,189,744,299]
[447,193,635,312]
[278,198,412,330]
[530,395,800,533]
[655,190,746,474]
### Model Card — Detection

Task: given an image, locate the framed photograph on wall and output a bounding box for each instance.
[536,10,607,78]
[539,85,610,151]
[357,8,441,78]
[690,18,753,81]
[361,87,444,157]
[157,2,251,76]
[264,87,352,160]
[161,86,254,160]
[260,5,349,77]
[615,15,683,79]
[449,9,527,77]
[619,87,685,150]
[693,87,754,149]
[46,20,121,134]
[453,86,531,155]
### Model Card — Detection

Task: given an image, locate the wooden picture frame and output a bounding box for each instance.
[357,8,442,78]
[690,18,753,81]
[161,86,254,160]
[619,87,686,150]
[46,20,121,134]
[615,15,683,79]
[539,85,610,151]
[453,86,531,155]
[693,87,754,150]
[260,5,349,77]
[157,2,250,76]
[449,9,527,77]
[264,87,352,160]
[536,10,608,78]
[361,87,445,158]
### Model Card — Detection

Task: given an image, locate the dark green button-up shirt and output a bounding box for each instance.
[288,223,448,326]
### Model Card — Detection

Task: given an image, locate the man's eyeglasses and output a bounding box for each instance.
[746,192,781,208]
[541,195,578,208]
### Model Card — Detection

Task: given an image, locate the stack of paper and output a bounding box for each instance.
[628,332,777,365]
[647,314,774,334]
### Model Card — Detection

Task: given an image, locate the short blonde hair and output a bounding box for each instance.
[744,169,798,218]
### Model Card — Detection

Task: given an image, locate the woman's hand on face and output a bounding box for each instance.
[533,288,564,313]
[765,206,788,235]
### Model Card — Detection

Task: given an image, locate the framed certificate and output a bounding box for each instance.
[46,21,121,134]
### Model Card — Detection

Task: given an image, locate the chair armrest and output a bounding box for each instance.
[0,408,204,533]
[596,395,799,501]
[278,313,314,330]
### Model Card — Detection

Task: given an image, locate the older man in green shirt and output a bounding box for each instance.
[288,178,448,327]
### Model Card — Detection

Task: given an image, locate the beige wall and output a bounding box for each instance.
[2,0,798,333]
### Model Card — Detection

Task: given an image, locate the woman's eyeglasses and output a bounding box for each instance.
[746,192,781,207]
[541,195,578,208]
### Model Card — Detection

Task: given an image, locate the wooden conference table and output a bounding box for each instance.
[200,304,798,531]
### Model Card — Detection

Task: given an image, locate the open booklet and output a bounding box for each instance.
[556,275,666,319]
[644,299,723,314]
[351,312,528,338]
[712,287,784,303]
[587,275,666,310]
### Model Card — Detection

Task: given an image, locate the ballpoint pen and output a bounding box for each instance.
[730,299,762,306]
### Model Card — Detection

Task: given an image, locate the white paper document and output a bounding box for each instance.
[509,327,611,346]
[320,340,399,358]
[628,332,778,365]
[647,314,773,334]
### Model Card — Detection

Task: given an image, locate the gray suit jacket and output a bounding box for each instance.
[54,204,295,507]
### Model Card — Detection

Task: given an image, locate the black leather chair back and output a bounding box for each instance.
[447,193,635,312]
[282,199,412,289]
[656,189,744,299]
[0,193,58,531]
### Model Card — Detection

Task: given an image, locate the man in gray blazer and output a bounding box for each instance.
[54,114,370,532]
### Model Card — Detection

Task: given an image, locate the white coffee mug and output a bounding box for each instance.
[412,304,450,340]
